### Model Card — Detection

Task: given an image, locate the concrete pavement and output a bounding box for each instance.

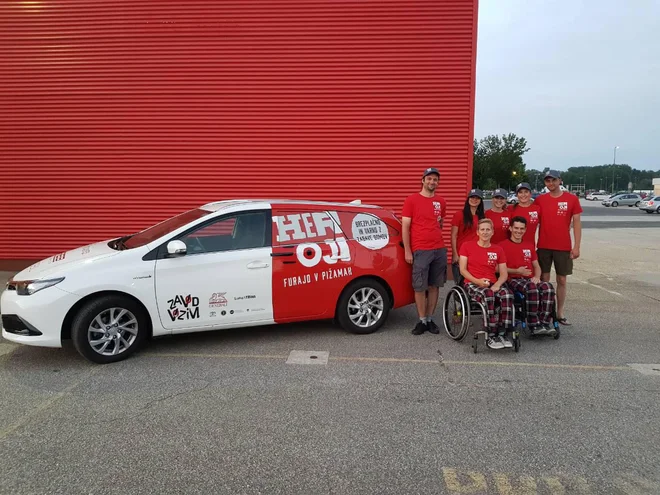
[1,228,659,494]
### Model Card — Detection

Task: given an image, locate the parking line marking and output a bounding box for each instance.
[146,352,632,371]
[576,278,622,297]
[0,368,99,441]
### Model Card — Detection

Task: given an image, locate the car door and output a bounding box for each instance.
[270,206,352,322]
[154,209,274,332]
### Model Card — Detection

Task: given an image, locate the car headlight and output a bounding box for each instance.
[14,277,65,296]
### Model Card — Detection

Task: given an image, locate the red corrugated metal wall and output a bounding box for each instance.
[0,0,478,261]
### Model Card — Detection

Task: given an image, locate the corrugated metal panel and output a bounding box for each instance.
[0,0,478,260]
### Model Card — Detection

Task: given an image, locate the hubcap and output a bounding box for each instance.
[347,287,384,328]
[88,307,138,356]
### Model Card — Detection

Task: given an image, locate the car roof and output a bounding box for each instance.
[200,198,382,212]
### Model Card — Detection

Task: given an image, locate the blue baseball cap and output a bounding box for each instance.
[493,188,508,198]
[422,167,440,178]
[468,188,484,199]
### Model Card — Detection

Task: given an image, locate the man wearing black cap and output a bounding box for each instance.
[402,167,448,335]
[534,169,582,325]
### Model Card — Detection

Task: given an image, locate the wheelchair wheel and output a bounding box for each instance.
[513,331,520,352]
[443,285,470,341]
[553,325,561,340]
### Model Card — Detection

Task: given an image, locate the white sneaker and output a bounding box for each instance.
[500,335,513,348]
[487,336,504,350]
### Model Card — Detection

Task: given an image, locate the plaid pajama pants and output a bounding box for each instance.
[506,278,555,326]
[464,283,514,332]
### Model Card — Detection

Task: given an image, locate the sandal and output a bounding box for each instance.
[557,317,572,326]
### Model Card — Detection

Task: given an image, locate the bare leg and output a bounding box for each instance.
[414,291,427,318]
[555,275,567,318]
[541,272,551,283]
[425,286,440,317]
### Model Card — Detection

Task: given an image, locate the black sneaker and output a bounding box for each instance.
[412,321,428,335]
[427,320,440,334]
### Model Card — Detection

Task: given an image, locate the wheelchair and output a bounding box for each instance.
[513,290,561,340]
[442,276,521,353]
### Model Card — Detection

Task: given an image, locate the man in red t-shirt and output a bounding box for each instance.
[534,170,582,326]
[402,167,448,335]
[499,216,557,335]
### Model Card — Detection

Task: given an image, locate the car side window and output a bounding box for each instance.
[180,210,271,255]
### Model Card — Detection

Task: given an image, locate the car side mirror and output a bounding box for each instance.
[166,240,187,257]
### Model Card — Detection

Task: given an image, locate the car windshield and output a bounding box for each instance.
[119,209,212,250]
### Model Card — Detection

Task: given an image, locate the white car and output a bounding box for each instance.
[1,199,414,364]
[586,192,611,201]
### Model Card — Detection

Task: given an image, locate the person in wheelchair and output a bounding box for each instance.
[499,216,557,336]
[458,218,514,350]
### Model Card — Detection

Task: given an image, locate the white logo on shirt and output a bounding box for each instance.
[502,217,510,227]
[558,202,568,211]
[529,211,539,222]
[523,249,531,261]
[487,252,498,261]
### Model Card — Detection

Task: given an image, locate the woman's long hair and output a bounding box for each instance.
[462,196,485,230]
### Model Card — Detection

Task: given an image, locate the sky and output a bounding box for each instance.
[475,0,660,172]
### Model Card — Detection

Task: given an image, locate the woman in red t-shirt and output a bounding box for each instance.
[510,182,541,246]
[458,218,514,350]
[485,188,511,244]
[450,189,485,281]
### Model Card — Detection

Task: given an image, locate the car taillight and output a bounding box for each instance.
[649,201,655,206]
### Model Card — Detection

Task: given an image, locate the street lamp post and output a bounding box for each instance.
[612,146,619,193]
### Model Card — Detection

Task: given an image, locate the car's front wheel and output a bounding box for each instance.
[611,201,619,207]
[71,295,149,364]
[337,279,391,335]
[634,201,640,207]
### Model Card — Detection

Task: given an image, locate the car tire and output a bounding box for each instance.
[612,201,618,207]
[71,294,149,364]
[634,201,640,207]
[337,278,391,335]
[646,210,653,214]
[657,206,660,214]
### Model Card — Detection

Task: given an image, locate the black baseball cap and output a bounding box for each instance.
[515,182,532,193]
[544,169,561,179]
[493,188,508,198]
[422,167,440,178]
[468,188,484,199]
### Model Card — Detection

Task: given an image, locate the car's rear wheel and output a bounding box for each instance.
[646,210,654,214]
[612,201,619,207]
[72,295,149,364]
[657,206,660,214]
[337,279,391,335]
[634,201,640,207]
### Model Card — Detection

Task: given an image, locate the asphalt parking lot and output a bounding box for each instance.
[1,213,659,494]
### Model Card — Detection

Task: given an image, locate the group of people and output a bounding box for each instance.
[401,167,582,350]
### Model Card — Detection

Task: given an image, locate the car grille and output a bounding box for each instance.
[1,315,42,336]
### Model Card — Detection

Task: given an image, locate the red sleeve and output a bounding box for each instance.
[531,248,538,262]
[459,241,470,257]
[451,210,463,227]
[401,195,414,218]
[572,195,583,215]
[441,197,448,218]
[497,245,507,264]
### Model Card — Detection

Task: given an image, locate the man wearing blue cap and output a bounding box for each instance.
[402,167,448,335]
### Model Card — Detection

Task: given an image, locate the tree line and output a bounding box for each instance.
[473,134,657,192]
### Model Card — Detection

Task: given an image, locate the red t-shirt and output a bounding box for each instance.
[498,239,537,279]
[485,209,511,245]
[451,211,479,254]
[509,204,541,245]
[401,193,447,251]
[535,192,583,251]
[459,241,507,284]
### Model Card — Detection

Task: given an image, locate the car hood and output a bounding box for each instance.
[11,240,122,281]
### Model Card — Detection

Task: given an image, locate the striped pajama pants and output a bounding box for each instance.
[506,278,555,326]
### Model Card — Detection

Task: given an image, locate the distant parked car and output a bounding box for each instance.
[638,196,660,214]
[586,192,611,201]
[601,194,642,207]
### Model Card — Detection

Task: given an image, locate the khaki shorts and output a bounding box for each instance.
[537,248,573,276]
